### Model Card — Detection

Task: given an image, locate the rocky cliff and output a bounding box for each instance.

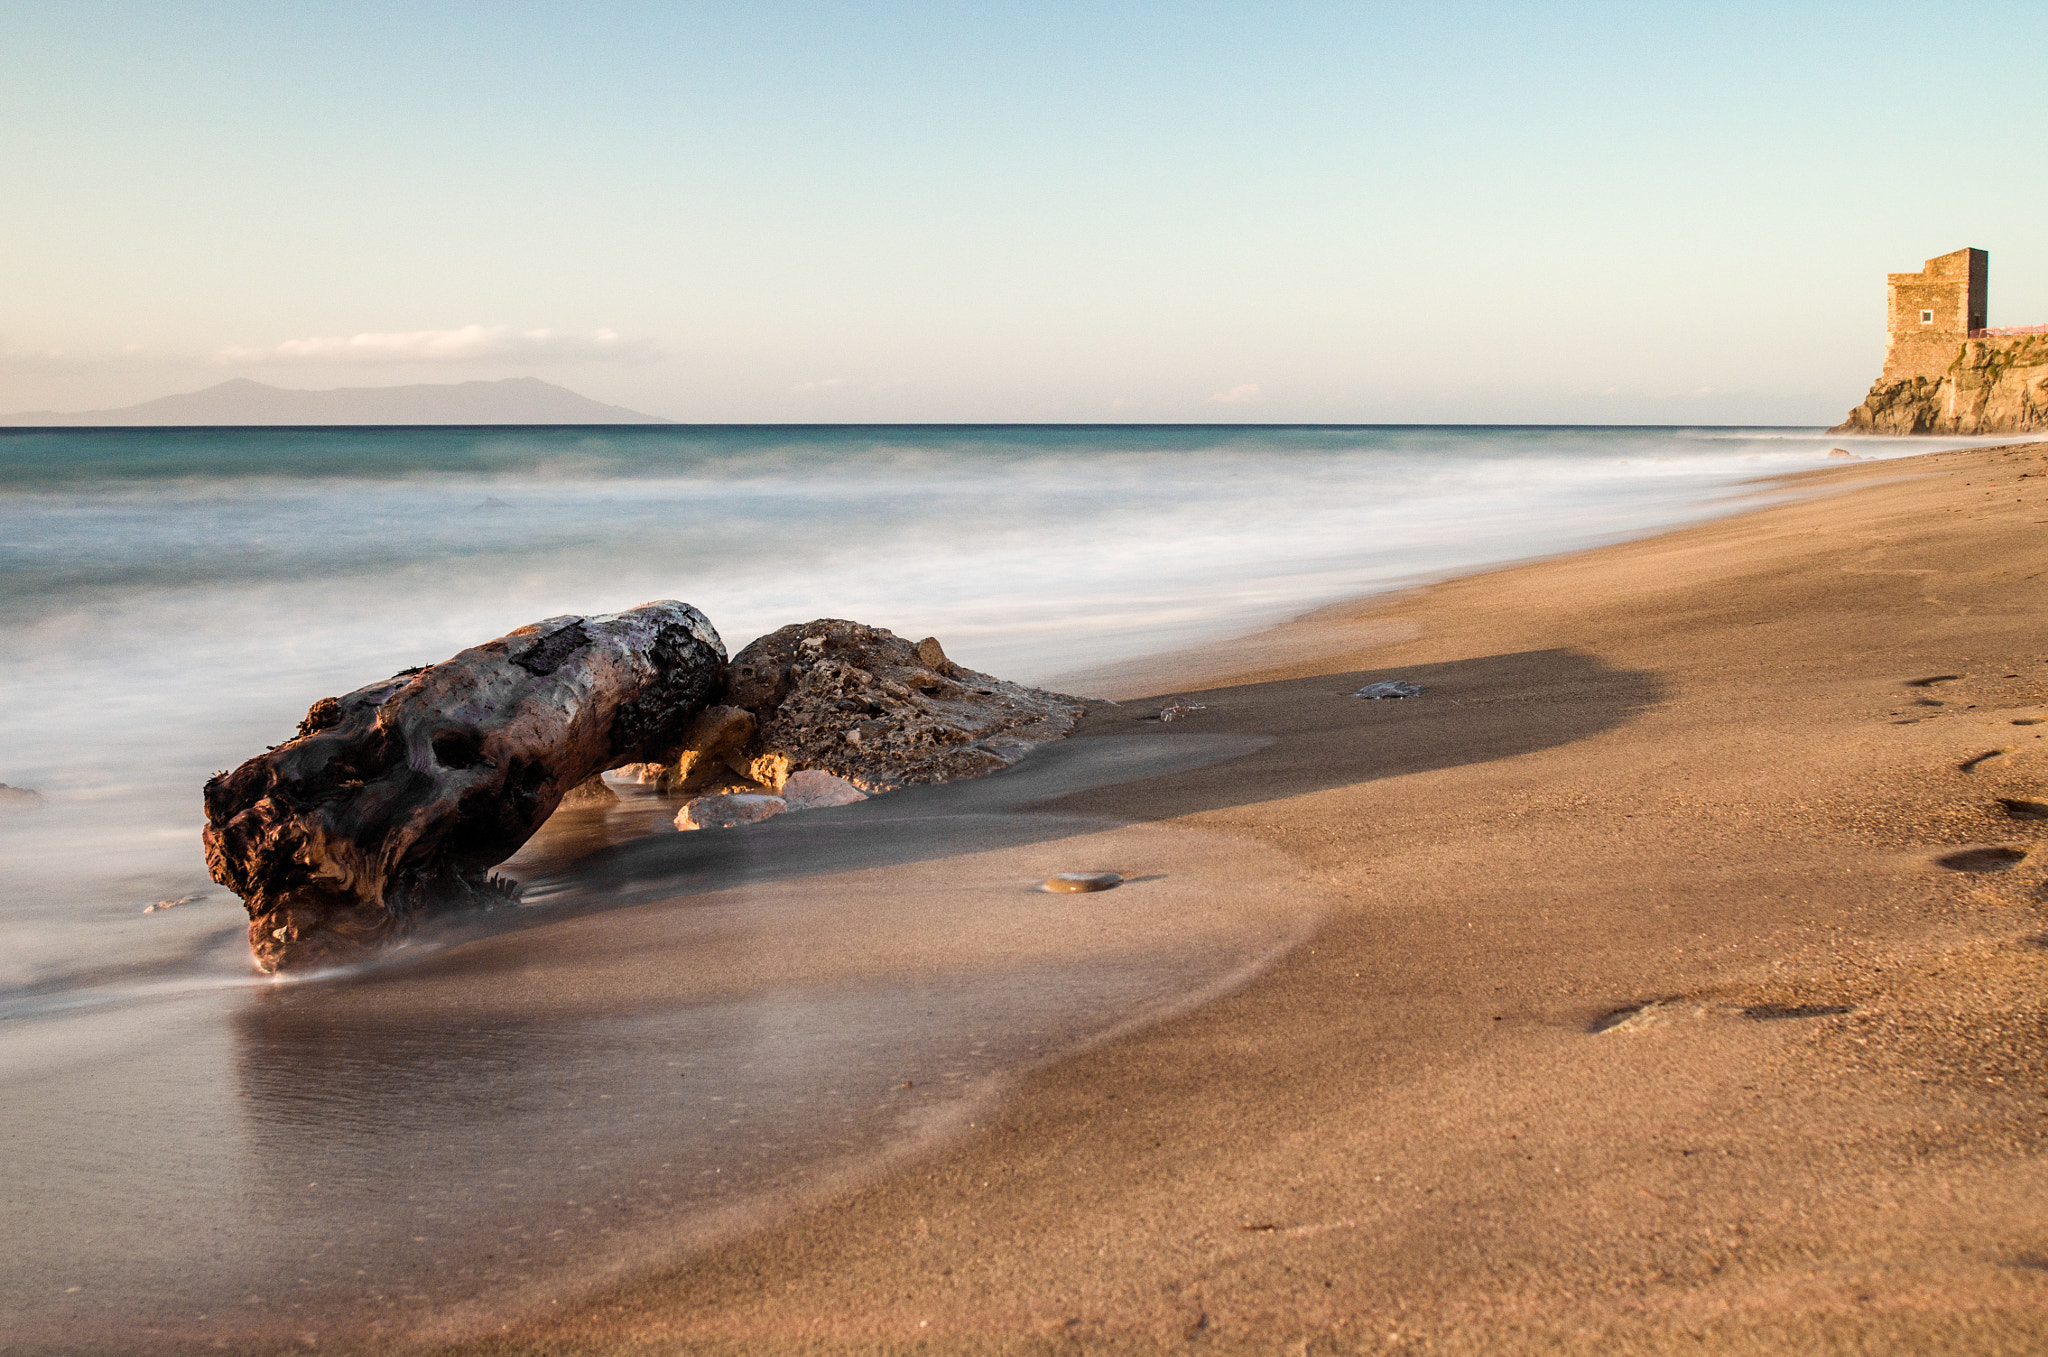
[1833,333,2048,435]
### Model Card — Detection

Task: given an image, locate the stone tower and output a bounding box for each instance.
[1883,248,1987,381]
[1836,245,2047,435]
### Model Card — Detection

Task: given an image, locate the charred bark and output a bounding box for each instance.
[203,601,724,972]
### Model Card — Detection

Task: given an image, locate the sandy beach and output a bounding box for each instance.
[433,439,2048,1355]
[16,6,2045,1351]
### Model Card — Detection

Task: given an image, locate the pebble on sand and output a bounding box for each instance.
[676,793,788,831]
[1354,680,1426,700]
[1043,872,1123,893]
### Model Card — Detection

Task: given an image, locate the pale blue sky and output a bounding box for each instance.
[4,0,2044,422]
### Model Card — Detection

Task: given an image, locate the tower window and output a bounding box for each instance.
[1920,310,1935,324]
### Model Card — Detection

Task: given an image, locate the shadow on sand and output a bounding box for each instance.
[342,644,1662,973]
[156,647,1662,1349]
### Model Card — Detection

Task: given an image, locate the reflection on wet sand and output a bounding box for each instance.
[1,734,1318,1351]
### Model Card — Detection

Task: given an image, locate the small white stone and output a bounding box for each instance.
[782,770,869,811]
[675,793,788,831]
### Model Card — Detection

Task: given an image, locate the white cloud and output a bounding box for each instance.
[1208,382,1262,405]
[215,325,656,365]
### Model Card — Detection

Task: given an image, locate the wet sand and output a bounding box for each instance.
[444,440,2048,1354]
[1,738,1315,1353]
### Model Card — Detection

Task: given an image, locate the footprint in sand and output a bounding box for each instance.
[1906,674,1964,688]
[1590,999,1853,1033]
[1936,846,2029,872]
[1997,798,2048,821]
[1589,1001,1683,1034]
[1959,750,2007,773]
[1740,1003,1853,1021]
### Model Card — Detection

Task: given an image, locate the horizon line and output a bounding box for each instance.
[0,420,1849,433]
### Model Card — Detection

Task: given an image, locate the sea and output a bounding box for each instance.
[0,423,1952,1349]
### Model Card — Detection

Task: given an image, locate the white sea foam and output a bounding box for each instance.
[0,423,1970,1346]
[0,424,1942,985]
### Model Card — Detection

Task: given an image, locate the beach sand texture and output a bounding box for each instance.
[444,440,2048,1355]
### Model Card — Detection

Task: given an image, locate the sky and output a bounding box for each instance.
[3,0,2045,424]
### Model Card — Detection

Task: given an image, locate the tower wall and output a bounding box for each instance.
[1883,248,1987,381]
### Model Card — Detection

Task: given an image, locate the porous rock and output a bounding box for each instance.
[720,620,1087,792]
[203,601,725,973]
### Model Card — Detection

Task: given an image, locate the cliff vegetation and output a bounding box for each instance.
[1834,333,2048,435]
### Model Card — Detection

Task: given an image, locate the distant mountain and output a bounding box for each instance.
[1,377,671,426]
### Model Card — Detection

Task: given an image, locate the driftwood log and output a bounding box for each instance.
[203,601,725,972]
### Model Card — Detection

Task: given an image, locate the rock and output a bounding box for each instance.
[143,893,206,914]
[782,769,868,811]
[675,792,787,831]
[1355,680,1426,699]
[719,620,1088,793]
[1158,698,1205,723]
[203,601,726,973]
[611,762,668,784]
[667,705,758,793]
[1833,334,2048,434]
[0,783,43,807]
[557,773,620,808]
[1044,872,1122,893]
[1827,447,1855,458]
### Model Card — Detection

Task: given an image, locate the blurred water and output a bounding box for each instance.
[0,423,1949,988]
[0,422,1976,1349]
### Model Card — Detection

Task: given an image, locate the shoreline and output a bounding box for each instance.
[448,439,2048,1354]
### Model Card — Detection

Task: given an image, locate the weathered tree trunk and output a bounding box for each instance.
[203,601,725,973]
